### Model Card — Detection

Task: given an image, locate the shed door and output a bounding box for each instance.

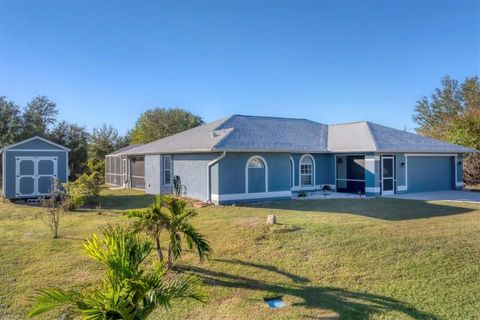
[16,157,58,197]
[407,156,454,192]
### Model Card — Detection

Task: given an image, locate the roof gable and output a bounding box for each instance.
[2,136,70,152]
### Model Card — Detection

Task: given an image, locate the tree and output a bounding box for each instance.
[89,124,129,181]
[37,180,66,238]
[49,121,90,179]
[0,96,22,147]
[412,75,480,185]
[129,196,168,262]
[21,95,58,138]
[129,108,203,144]
[29,225,205,319]
[89,124,128,162]
[129,196,211,269]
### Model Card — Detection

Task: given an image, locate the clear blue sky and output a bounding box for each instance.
[1,0,479,135]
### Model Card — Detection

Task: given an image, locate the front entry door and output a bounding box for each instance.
[382,156,394,195]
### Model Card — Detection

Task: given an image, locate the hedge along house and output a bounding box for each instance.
[1,136,69,199]
[106,115,475,205]
[105,144,145,189]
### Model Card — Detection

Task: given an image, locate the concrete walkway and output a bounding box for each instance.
[386,191,480,203]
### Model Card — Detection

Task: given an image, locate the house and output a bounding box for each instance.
[1,136,70,199]
[105,115,475,204]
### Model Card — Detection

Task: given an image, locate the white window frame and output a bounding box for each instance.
[245,155,268,193]
[163,155,172,186]
[299,154,315,187]
[290,156,295,188]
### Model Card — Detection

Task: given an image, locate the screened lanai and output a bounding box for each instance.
[104,145,145,190]
[336,155,366,193]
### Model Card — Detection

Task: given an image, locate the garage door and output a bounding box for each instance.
[407,156,454,192]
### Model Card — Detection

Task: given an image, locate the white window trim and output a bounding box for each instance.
[290,156,295,188]
[163,155,172,186]
[245,155,268,193]
[299,154,315,188]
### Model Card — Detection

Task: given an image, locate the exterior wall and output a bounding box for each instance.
[145,155,161,194]
[215,152,291,204]
[291,153,335,190]
[3,150,68,199]
[395,154,407,193]
[173,153,219,201]
[364,154,380,195]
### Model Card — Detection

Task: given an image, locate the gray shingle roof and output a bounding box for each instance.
[117,115,476,155]
[107,144,143,156]
[212,115,328,152]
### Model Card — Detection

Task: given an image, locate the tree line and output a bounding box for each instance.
[412,76,480,185]
[0,95,203,182]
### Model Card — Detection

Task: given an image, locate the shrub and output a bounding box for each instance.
[62,172,101,211]
[38,180,66,238]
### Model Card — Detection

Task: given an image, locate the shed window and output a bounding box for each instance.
[163,155,172,185]
[300,156,314,187]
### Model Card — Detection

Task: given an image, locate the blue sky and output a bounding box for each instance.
[0,0,478,135]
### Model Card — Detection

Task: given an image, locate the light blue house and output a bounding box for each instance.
[105,115,475,204]
[1,136,69,199]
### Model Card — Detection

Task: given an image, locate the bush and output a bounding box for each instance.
[62,172,101,211]
[38,180,66,238]
[464,154,480,186]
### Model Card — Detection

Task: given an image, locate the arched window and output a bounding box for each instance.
[246,156,268,193]
[300,155,315,187]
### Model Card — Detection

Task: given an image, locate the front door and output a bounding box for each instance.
[382,156,394,195]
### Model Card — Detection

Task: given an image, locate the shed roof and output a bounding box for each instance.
[1,136,70,153]
[116,115,476,155]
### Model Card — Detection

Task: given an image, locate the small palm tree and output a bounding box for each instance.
[162,196,211,269]
[29,225,205,319]
[129,196,168,261]
[129,195,211,269]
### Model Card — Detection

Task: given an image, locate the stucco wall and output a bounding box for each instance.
[173,153,219,201]
[145,155,161,194]
[290,153,335,188]
[217,152,291,195]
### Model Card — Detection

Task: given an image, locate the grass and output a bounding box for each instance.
[1,189,480,319]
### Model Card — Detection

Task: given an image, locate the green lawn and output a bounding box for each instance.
[1,189,480,319]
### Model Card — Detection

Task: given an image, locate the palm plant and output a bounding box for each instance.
[29,225,205,319]
[129,196,168,261]
[162,196,211,269]
[129,195,211,269]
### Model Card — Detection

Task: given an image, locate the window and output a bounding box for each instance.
[245,156,268,193]
[163,155,172,185]
[300,155,314,187]
[248,157,265,169]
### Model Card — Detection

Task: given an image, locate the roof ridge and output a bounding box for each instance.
[232,114,321,122]
[364,121,379,151]
[329,120,368,126]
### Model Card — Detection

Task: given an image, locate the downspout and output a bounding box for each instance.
[206,151,226,204]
